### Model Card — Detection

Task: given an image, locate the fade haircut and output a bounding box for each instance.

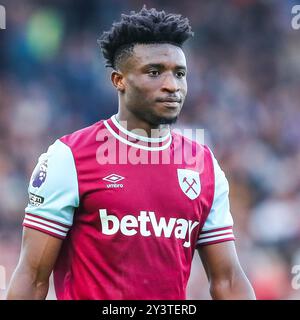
[98,6,194,70]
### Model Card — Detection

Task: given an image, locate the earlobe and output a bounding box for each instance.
[111,71,125,93]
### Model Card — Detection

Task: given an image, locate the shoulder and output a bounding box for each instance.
[171,129,211,155]
[171,129,214,169]
[59,120,105,150]
[30,139,78,191]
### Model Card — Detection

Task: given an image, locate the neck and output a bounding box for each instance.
[116,108,170,139]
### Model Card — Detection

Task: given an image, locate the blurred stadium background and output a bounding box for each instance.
[0,0,300,300]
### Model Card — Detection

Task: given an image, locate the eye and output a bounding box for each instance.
[148,70,160,77]
[176,71,186,78]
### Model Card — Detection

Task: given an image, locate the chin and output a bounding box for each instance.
[147,114,179,126]
[155,109,180,125]
[133,108,180,126]
[157,116,178,125]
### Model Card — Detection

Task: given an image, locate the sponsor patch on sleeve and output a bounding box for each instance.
[29,192,44,207]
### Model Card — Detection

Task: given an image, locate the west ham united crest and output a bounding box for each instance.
[177,169,201,200]
[32,159,48,188]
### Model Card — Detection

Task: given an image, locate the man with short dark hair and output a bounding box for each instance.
[7,7,255,300]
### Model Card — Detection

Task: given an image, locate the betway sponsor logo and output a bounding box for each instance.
[99,209,199,248]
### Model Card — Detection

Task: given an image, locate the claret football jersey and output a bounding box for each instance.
[23,115,235,299]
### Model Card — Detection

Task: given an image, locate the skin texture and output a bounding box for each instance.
[6,228,62,299]
[111,43,187,136]
[198,241,256,299]
[6,43,256,300]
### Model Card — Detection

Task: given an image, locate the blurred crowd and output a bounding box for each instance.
[0,0,300,299]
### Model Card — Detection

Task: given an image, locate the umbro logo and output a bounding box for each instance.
[102,174,124,188]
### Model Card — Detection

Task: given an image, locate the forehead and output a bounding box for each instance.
[132,43,187,68]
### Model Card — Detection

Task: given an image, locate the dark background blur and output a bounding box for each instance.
[0,0,300,299]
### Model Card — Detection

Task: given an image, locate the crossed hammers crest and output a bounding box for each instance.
[182,177,198,195]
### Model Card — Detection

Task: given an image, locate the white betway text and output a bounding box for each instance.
[99,209,199,248]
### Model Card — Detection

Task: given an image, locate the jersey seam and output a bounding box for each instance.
[59,139,80,208]
[197,145,216,239]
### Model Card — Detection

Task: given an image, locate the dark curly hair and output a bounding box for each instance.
[98,6,194,69]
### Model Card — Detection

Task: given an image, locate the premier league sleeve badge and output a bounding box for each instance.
[31,159,48,188]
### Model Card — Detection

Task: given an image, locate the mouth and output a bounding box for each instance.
[157,97,181,103]
[156,98,181,108]
[159,102,180,109]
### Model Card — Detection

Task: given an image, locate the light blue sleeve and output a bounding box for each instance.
[23,139,79,238]
[197,149,235,246]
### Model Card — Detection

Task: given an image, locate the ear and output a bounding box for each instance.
[111,71,125,93]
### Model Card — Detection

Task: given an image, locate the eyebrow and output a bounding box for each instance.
[142,63,187,71]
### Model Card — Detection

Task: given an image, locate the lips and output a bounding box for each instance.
[157,97,181,103]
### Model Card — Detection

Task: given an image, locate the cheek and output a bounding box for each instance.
[181,81,188,97]
[181,79,188,91]
[126,78,156,99]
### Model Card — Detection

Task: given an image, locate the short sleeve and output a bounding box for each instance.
[197,149,235,246]
[23,139,79,239]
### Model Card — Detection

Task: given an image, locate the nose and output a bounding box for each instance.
[161,73,180,93]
